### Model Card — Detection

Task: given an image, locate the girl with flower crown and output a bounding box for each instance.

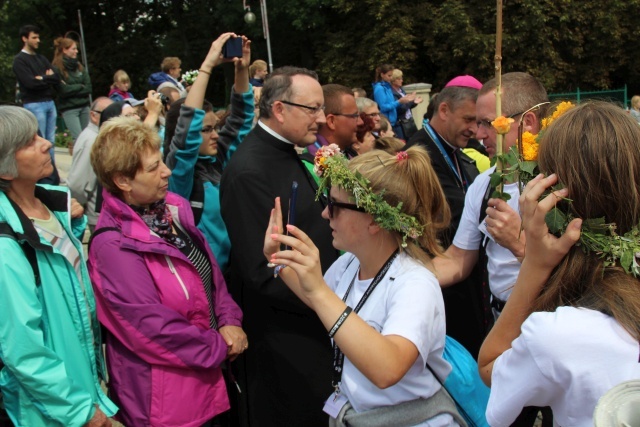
[479,101,640,426]
[264,146,468,426]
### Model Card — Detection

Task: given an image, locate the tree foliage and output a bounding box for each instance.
[2,0,640,104]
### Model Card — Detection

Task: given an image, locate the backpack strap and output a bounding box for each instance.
[477,181,496,334]
[0,222,40,286]
[88,227,121,252]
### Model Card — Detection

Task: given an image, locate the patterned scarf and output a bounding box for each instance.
[129,199,185,248]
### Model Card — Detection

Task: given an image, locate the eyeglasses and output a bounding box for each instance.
[91,109,102,114]
[331,112,360,120]
[365,112,381,118]
[477,111,525,130]
[279,100,325,116]
[202,126,221,134]
[327,198,366,219]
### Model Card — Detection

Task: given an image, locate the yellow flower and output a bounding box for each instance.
[521,131,539,161]
[542,101,575,130]
[492,116,515,134]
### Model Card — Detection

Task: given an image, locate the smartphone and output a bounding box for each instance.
[286,181,299,250]
[223,37,243,58]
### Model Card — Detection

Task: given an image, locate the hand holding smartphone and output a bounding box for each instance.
[222,37,243,58]
[271,181,298,274]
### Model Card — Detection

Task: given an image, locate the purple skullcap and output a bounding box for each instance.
[444,75,483,90]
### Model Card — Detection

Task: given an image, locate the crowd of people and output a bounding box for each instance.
[1,23,640,427]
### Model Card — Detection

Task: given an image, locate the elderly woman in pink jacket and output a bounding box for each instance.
[87,116,246,427]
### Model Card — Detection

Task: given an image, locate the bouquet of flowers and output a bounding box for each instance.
[489,101,575,199]
[181,70,199,86]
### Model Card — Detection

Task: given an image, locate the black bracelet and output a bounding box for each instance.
[328,306,352,338]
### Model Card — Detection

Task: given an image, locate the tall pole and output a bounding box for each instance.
[494,0,503,189]
[77,10,92,104]
[260,0,274,73]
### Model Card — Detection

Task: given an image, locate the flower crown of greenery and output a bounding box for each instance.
[313,144,424,247]
[491,101,640,277]
[181,69,199,86]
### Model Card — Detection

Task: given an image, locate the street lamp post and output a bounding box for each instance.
[244,0,274,73]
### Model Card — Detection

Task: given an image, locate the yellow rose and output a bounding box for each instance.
[491,116,515,134]
[521,131,539,161]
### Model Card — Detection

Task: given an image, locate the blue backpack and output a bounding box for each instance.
[428,335,491,427]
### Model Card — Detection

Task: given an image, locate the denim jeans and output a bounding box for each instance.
[24,100,57,160]
[62,106,90,140]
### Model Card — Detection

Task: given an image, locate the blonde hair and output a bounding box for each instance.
[111,70,130,89]
[348,146,450,268]
[536,101,640,339]
[249,59,267,77]
[51,37,83,79]
[631,95,640,110]
[374,136,405,154]
[91,117,161,196]
[390,69,403,84]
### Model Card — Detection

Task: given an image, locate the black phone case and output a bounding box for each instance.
[223,38,243,58]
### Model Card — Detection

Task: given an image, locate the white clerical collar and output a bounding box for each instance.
[258,120,294,145]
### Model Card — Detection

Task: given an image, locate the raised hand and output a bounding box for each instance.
[519,173,582,273]
[234,36,252,70]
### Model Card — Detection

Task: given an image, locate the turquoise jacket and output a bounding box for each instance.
[165,87,254,272]
[0,185,117,426]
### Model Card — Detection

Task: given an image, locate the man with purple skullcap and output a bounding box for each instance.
[444,75,483,90]
[405,75,487,357]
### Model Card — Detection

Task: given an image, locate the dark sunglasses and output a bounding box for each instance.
[327,198,366,219]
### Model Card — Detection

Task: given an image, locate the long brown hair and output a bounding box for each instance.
[535,101,640,339]
[349,146,450,270]
[52,37,83,79]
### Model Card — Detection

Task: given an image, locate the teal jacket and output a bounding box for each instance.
[0,185,117,426]
[165,87,254,272]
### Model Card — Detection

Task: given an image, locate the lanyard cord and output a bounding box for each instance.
[423,123,468,192]
[331,250,399,390]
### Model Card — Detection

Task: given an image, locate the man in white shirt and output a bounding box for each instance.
[434,71,550,427]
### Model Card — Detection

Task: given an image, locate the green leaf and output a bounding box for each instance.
[489,172,503,188]
[621,249,633,273]
[520,161,539,175]
[491,191,511,201]
[545,207,567,234]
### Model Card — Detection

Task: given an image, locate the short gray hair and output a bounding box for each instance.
[435,86,479,112]
[0,106,38,192]
[355,97,377,112]
[259,66,319,119]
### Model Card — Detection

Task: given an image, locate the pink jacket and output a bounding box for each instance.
[88,190,242,427]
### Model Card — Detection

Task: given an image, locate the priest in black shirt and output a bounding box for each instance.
[221,67,338,427]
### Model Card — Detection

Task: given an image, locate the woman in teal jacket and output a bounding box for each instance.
[0,106,116,426]
[52,37,92,141]
[165,33,254,273]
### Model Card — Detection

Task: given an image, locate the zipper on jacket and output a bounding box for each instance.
[165,256,190,300]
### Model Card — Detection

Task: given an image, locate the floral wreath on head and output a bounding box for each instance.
[313,144,424,248]
[491,101,640,277]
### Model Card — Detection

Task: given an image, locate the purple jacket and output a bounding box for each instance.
[88,190,242,427]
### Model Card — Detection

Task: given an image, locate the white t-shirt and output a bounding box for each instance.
[324,252,456,426]
[488,306,640,427]
[452,166,521,301]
